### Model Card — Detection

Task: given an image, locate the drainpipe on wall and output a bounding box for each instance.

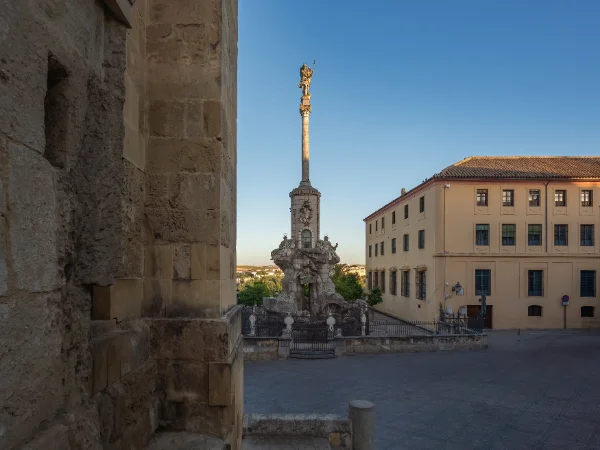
[545,181,550,252]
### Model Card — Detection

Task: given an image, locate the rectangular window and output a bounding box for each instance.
[380,271,385,293]
[475,269,491,296]
[475,224,490,246]
[381,217,385,229]
[418,230,425,249]
[502,224,516,246]
[369,223,372,234]
[392,211,396,224]
[375,220,378,231]
[581,306,595,318]
[529,189,540,207]
[390,270,397,296]
[374,271,379,288]
[367,272,372,290]
[502,189,514,207]
[419,196,425,213]
[374,243,378,257]
[528,224,542,246]
[581,190,593,207]
[476,189,488,206]
[554,224,568,246]
[528,270,543,296]
[416,271,426,300]
[581,270,596,297]
[368,245,372,257]
[404,204,408,219]
[403,234,409,251]
[391,238,396,254]
[380,241,384,256]
[555,190,566,207]
[528,305,542,317]
[581,224,594,247]
[400,271,409,297]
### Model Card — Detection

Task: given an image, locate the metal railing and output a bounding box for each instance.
[241,306,483,338]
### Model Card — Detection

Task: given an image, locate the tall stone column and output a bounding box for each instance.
[144,0,243,447]
[301,106,310,184]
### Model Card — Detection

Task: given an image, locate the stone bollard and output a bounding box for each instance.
[349,400,374,450]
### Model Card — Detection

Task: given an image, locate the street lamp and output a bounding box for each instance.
[452,282,464,296]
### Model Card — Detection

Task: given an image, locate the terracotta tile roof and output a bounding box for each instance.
[364,156,600,221]
[434,156,600,180]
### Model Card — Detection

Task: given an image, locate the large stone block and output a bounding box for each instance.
[146,137,221,174]
[168,279,221,318]
[21,424,72,450]
[173,244,191,279]
[0,292,64,448]
[145,208,219,244]
[161,399,230,439]
[149,0,222,25]
[147,62,221,101]
[145,245,173,278]
[208,361,231,406]
[158,359,208,402]
[150,318,228,361]
[92,278,143,321]
[142,278,170,317]
[168,173,218,210]
[0,28,47,154]
[145,173,169,208]
[0,220,7,296]
[202,100,222,138]
[190,243,206,279]
[148,100,185,137]
[8,142,60,292]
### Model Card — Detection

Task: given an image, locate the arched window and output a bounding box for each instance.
[528,305,542,317]
[301,229,312,248]
[581,306,595,318]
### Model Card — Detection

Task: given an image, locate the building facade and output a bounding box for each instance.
[365,157,600,329]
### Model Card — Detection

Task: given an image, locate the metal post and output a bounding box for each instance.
[349,400,374,450]
[563,304,566,329]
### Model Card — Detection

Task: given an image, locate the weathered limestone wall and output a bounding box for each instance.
[143,0,242,447]
[92,0,148,322]
[144,0,237,319]
[1,0,240,448]
[0,1,134,448]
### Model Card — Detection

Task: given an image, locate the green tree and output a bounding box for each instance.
[366,287,383,307]
[331,264,365,301]
[237,281,270,306]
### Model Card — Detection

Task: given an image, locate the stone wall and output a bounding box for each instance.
[0,0,241,448]
[337,334,488,355]
[0,1,133,448]
[243,334,487,360]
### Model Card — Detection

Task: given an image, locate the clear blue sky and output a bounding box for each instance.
[237,0,600,265]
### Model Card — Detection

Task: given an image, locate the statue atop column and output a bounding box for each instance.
[299,63,314,96]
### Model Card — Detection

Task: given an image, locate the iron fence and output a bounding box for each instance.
[240,306,482,338]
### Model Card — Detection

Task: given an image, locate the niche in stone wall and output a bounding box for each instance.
[44,53,70,168]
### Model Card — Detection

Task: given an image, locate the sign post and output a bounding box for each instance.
[562,295,570,329]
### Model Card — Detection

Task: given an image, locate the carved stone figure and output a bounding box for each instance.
[299,63,313,96]
[299,201,312,225]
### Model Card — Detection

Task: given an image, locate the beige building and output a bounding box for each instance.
[364,156,600,330]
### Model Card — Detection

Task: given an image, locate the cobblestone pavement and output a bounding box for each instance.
[244,330,600,449]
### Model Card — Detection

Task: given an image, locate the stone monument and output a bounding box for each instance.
[268,64,346,316]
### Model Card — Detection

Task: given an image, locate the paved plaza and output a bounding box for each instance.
[244,330,600,449]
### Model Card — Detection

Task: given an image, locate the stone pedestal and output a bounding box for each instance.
[270,236,346,316]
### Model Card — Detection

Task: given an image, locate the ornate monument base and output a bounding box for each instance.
[269,235,347,316]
